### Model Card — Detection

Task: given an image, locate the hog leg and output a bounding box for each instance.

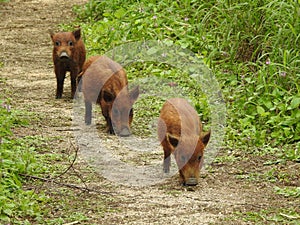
[163,147,171,173]
[77,73,83,92]
[55,66,66,99]
[104,115,115,134]
[179,170,185,186]
[85,100,92,125]
[70,68,79,99]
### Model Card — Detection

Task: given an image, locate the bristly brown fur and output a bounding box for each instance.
[158,98,211,186]
[50,28,86,99]
[81,55,139,136]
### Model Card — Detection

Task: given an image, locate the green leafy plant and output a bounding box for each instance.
[275,186,300,198]
[238,209,300,224]
[0,101,52,224]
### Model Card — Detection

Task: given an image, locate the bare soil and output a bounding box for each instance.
[0,0,299,224]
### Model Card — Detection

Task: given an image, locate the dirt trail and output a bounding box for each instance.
[0,0,291,224]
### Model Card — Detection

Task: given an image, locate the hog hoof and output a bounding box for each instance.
[119,128,131,137]
[107,127,115,135]
[183,178,198,186]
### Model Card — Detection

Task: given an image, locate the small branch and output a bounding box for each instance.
[56,139,90,191]
[21,140,113,195]
[55,128,81,132]
[20,173,112,195]
[53,139,79,179]
[186,196,270,208]
[63,221,80,225]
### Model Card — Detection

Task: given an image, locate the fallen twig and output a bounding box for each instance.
[63,221,80,225]
[53,139,79,179]
[20,139,113,195]
[20,173,112,195]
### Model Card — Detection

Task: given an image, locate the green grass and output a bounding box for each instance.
[275,186,300,198]
[234,208,300,224]
[0,100,45,223]
[67,0,300,149]
[126,63,211,136]
[0,100,105,224]
[0,100,69,224]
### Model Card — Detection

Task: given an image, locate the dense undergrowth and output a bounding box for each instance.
[0,93,90,224]
[0,98,44,223]
[71,0,300,149]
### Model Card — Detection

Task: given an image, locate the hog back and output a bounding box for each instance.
[81,56,127,104]
[158,98,201,141]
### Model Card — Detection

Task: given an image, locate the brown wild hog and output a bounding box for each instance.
[158,98,211,186]
[50,29,86,99]
[81,55,139,137]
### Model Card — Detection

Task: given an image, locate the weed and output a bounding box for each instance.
[238,208,300,224]
[274,186,300,198]
[0,100,44,223]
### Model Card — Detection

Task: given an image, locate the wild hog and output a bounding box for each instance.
[50,29,86,99]
[81,55,139,137]
[158,98,211,186]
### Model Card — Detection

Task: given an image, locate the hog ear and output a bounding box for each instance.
[49,30,55,40]
[167,133,179,148]
[129,86,139,103]
[201,130,211,147]
[103,90,115,103]
[73,29,81,41]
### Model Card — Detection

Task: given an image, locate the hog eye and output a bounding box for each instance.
[197,155,202,161]
[113,108,119,116]
[181,155,186,162]
[55,41,60,46]
[68,41,73,46]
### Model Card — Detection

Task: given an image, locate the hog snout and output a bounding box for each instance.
[59,51,70,60]
[119,127,131,137]
[184,177,198,186]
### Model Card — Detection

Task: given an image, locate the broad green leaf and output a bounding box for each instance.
[257,105,265,115]
[290,97,300,109]
[146,47,158,55]
[3,208,13,216]
[163,39,173,47]
[263,100,273,110]
[114,8,126,19]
